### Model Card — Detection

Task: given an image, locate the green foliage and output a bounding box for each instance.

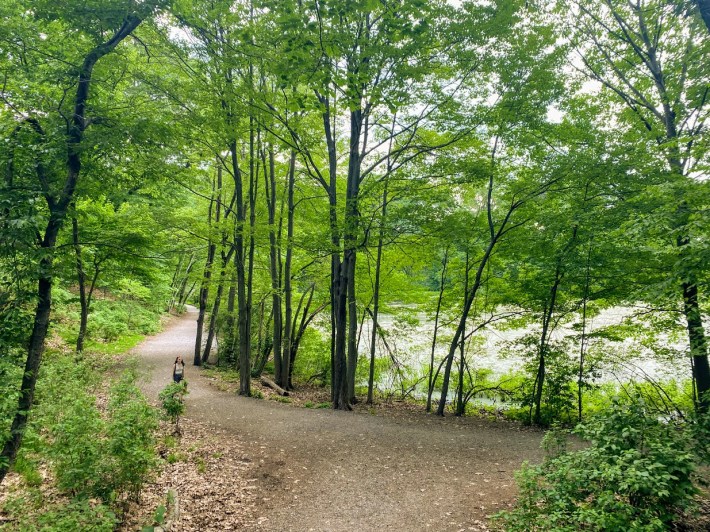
[497,400,698,531]
[86,300,161,342]
[251,389,264,399]
[159,382,188,424]
[49,393,107,497]
[141,504,167,531]
[290,328,330,385]
[2,494,117,532]
[34,499,117,532]
[105,374,158,498]
[12,455,43,487]
[270,395,292,403]
[48,371,158,501]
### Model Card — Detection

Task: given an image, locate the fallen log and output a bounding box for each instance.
[260,376,290,396]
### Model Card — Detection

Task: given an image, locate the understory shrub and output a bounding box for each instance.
[159,382,188,433]
[34,498,118,531]
[49,393,106,497]
[497,399,698,531]
[86,300,160,342]
[48,373,157,501]
[105,374,158,498]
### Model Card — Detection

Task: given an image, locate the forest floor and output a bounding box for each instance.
[132,307,546,531]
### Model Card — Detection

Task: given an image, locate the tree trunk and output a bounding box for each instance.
[578,238,593,422]
[229,134,250,395]
[346,254,359,403]
[438,140,517,416]
[72,215,88,354]
[366,175,389,404]
[172,253,196,312]
[202,166,225,364]
[194,176,217,367]
[318,94,341,405]
[426,248,449,412]
[336,108,364,409]
[455,252,470,417]
[243,119,258,395]
[265,143,283,384]
[281,151,296,389]
[288,284,318,388]
[202,261,226,364]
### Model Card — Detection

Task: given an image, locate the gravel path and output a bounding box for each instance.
[136,307,545,531]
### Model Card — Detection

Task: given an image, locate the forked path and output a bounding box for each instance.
[137,307,544,531]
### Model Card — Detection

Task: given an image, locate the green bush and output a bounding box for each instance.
[497,400,697,531]
[34,499,117,532]
[37,365,159,504]
[49,393,107,498]
[159,382,188,433]
[105,375,158,498]
[88,305,129,342]
[86,300,160,342]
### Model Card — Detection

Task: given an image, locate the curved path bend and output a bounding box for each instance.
[136,307,544,531]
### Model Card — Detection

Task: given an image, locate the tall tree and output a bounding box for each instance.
[568,0,710,409]
[0,0,163,483]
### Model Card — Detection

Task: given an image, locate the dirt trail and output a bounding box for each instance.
[136,307,544,531]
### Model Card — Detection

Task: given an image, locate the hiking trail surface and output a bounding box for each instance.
[136,307,544,531]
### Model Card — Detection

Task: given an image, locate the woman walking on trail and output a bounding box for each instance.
[173,356,185,383]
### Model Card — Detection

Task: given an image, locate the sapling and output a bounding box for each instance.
[159,382,188,435]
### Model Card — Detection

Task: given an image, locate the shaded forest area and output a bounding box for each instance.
[2,0,710,530]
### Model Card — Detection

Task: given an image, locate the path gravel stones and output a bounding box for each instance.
[136,307,545,531]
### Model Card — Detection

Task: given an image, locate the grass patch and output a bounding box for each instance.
[84,333,145,355]
[166,452,187,464]
[270,395,292,404]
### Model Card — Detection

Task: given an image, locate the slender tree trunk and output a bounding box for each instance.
[265,144,283,384]
[0,13,144,484]
[72,215,88,354]
[202,166,225,363]
[455,252,470,417]
[180,280,197,309]
[228,133,250,394]
[437,138,520,416]
[366,189,388,403]
[675,201,710,410]
[426,248,449,412]
[168,254,184,312]
[281,151,296,389]
[338,108,363,409]
[202,259,227,364]
[317,93,344,405]
[346,255,358,403]
[289,286,319,388]
[532,243,569,425]
[243,121,258,394]
[172,253,195,312]
[194,176,217,367]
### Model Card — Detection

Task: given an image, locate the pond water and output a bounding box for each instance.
[356,305,692,398]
